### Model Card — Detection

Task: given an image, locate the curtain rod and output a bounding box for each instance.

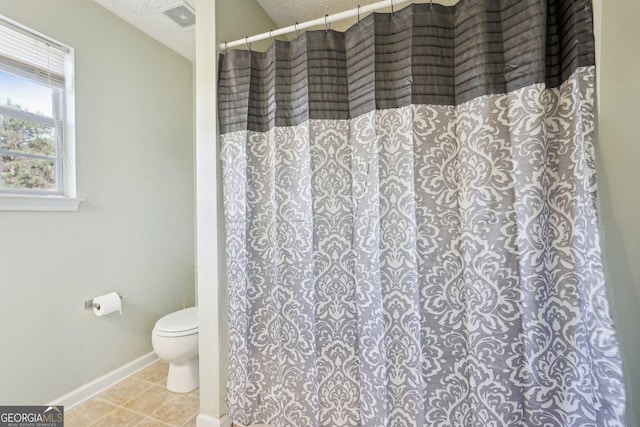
[220,0,420,50]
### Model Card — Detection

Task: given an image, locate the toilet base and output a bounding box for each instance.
[167,357,199,393]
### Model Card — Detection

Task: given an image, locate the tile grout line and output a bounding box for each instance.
[70,362,198,427]
[88,390,199,426]
[66,364,165,417]
[95,394,177,425]
[87,396,155,427]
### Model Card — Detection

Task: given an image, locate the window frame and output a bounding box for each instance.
[0,15,81,211]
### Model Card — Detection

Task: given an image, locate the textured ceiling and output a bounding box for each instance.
[93,0,195,61]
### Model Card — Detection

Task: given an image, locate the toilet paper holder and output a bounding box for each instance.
[84,293,123,310]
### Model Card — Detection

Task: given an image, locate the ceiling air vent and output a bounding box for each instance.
[162,2,195,28]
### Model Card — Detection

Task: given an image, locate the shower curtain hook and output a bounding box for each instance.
[390,0,394,16]
[357,5,361,26]
[295,22,300,37]
[325,15,330,32]
[430,0,433,8]
[269,29,274,43]
[245,36,251,51]
[223,41,228,53]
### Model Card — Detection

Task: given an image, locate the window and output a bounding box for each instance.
[0,15,79,211]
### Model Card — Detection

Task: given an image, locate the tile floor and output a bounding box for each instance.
[65,361,199,427]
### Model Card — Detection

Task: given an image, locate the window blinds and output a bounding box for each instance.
[0,16,68,88]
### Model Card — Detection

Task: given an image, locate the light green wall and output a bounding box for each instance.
[216,0,276,52]
[0,0,194,404]
[595,0,640,425]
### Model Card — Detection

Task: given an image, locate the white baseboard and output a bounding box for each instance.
[49,351,159,410]
[196,414,232,427]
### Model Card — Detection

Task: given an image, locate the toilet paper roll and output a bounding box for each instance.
[92,292,122,316]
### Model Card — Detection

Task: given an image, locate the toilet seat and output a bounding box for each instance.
[154,307,198,337]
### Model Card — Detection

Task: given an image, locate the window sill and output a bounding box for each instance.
[0,194,84,211]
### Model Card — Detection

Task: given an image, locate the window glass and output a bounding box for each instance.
[0,70,54,117]
[0,114,56,156]
[1,155,55,190]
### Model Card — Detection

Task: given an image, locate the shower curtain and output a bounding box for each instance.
[218,1,626,426]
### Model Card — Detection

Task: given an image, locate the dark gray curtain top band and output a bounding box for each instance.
[218,0,595,134]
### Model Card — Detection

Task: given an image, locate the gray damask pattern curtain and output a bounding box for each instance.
[218,1,626,426]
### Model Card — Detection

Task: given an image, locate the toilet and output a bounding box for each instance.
[151,306,199,393]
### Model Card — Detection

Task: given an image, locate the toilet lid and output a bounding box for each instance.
[155,307,198,335]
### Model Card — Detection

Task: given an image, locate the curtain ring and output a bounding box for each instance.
[325,15,330,33]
